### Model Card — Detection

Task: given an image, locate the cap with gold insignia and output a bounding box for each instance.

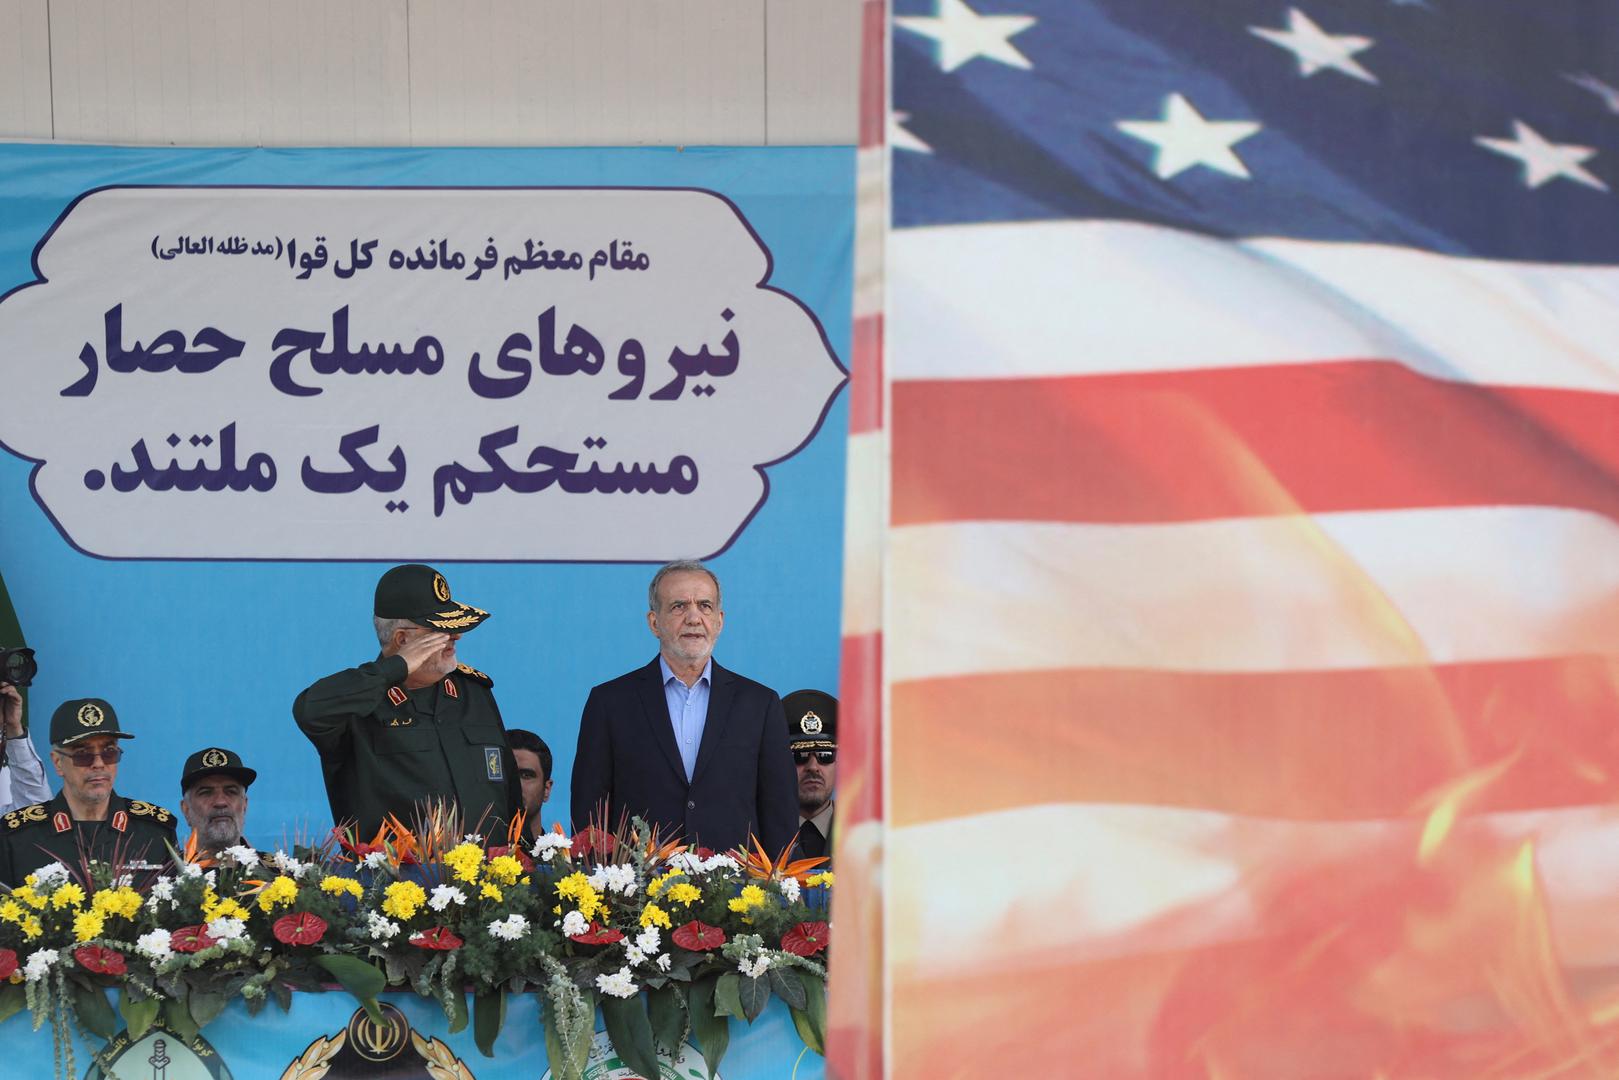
[179,746,258,794]
[48,697,136,747]
[783,689,837,751]
[374,564,491,634]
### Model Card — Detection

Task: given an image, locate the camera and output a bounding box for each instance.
[0,647,36,688]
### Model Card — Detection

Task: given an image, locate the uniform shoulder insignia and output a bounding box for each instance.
[456,663,493,687]
[4,804,46,830]
[128,800,176,826]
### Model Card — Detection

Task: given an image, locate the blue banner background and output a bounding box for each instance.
[0,144,853,847]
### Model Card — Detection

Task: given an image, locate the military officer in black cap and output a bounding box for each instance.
[0,698,176,886]
[293,564,521,838]
[179,747,257,860]
[785,689,837,863]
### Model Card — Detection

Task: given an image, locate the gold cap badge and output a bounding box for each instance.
[799,711,823,735]
[432,573,451,602]
[77,703,105,728]
[201,748,229,768]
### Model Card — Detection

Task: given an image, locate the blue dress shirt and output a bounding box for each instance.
[660,656,712,781]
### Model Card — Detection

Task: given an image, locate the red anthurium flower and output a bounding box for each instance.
[779,921,830,957]
[273,912,329,946]
[169,925,218,953]
[694,847,716,860]
[0,949,15,980]
[75,945,127,975]
[567,922,625,946]
[409,926,464,951]
[570,827,616,859]
[672,920,727,951]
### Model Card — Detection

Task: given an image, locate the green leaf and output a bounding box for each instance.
[737,974,768,1023]
[472,990,505,1058]
[71,981,117,1038]
[270,979,293,1013]
[647,984,688,1054]
[686,978,730,1080]
[161,996,200,1046]
[118,989,160,1040]
[600,993,661,1080]
[188,987,228,1028]
[790,971,827,1054]
[542,995,593,1080]
[313,954,385,1025]
[767,967,807,1011]
[448,986,469,1034]
[0,983,26,1024]
[713,972,745,1021]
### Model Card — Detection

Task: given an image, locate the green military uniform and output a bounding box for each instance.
[292,565,521,838]
[0,698,176,886]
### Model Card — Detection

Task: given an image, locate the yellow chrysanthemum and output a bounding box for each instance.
[664,883,701,907]
[486,855,523,886]
[381,880,427,920]
[72,909,105,942]
[480,883,504,901]
[49,882,86,910]
[0,900,24,924]
[90,887,143,920]
[555,872,605,922]
[727,884,767,914]
[319,876,364,900]
[639,903,672,929]
[647,870,679,898]
[442,843,484,884]
[805,872,834,888]
[21,916,42,940]
[205,896,251,922]
[256,876,299,913]
[11,886,44,910]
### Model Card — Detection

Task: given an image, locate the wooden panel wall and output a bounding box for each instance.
[0,0,857,146]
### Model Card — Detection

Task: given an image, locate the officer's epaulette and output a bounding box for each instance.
[3,803,47,831]
[456,663,493,687]
[126,800,177,828]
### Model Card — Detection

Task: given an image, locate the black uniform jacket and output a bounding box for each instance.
[570,658,797,854]
[0,791,176,886]
[294,655,521,838]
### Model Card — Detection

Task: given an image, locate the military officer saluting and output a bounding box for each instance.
[294,564,521,838]
[0,698,176,886]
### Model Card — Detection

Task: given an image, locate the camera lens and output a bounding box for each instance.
[0,647,37,688]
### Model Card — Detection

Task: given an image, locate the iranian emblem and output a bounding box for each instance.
[201,748,230,768]
[86,1016,233,1079]
[485,747,504,781]
[798,711,824,735]
[432,573,451,602]
[281,1003,471,1078]
[78,702,105,728]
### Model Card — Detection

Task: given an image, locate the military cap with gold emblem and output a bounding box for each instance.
[783,689,837,752]
[179,746,258,793]
[375,564,491,633]
[48,697,136,747]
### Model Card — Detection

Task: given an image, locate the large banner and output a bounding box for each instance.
[0,145,852,844]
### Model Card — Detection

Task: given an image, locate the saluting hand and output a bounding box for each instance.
[397,631,453,681]
[0,684,23,740]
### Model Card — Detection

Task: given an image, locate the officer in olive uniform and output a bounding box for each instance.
[0,698,176,886]
[179,747,257,860]
[785,689,837,863]
[293,564,521,838]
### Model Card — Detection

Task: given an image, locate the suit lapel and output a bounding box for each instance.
[690,660,735,786]
[636,658,688,783]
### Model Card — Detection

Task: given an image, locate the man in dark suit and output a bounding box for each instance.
[571,560,797,854]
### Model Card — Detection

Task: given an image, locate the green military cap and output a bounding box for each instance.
[783,689,837,751]
[179,746,257,794]
[48,698,136,747]
[374,564,490,633]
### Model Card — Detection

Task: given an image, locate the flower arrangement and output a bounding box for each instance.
[0,805,831,1080]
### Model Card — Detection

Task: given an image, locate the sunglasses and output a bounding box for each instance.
[793,751,836,766]
[58,746,123,767]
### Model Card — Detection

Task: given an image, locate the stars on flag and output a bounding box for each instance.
[895,0,1037,73]
[891,112,933,154]
[1116,94,1262,180]
[1474,119,1609,191]
[1249,8,1378,84]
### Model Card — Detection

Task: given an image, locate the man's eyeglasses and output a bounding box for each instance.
[57,746,122,767]
[793,751,836,766]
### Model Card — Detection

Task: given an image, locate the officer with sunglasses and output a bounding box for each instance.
[0,698,176,886]
[784,689,837,863]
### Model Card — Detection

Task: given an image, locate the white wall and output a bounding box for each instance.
[0,0,859,146]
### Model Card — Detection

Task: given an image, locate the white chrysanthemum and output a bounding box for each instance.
[625,944,646,966]
[22,949,58,982]
[656,953,671,972]
[206,916,246,942]
[668,852,703,874]
[179,862,204,880]
[561,910,590,937]
[267,852,307,878]
[428,885,467,912]
[222,845,259,870]
[462,833,484,845]
[361,851,389,870]
[531,832,572,854]
[365,913,401,940]
[635,926,660,954]
[779,877,801,903]
[701,854,741,874]
[145,877,176,906]
[27,864,70,890]
[595,966,638,999]
[204,870,218,888]
[487,914,529,941]
[586,864,638,896]
[739,953,772,979]
[135,929,174,963]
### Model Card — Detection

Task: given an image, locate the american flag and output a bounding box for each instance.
[868,1,1619,1076]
